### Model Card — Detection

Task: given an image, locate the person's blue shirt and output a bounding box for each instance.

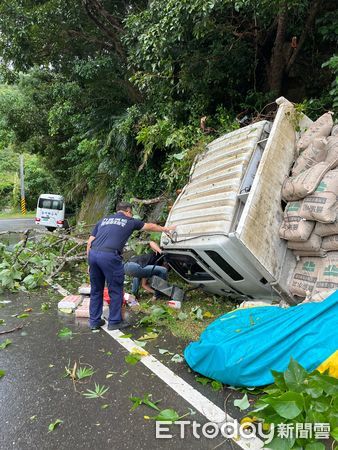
[90,212,144,254]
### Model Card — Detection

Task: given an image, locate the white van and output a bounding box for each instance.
[35,194,66,231]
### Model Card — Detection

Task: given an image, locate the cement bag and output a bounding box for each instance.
[289,257,322,297]
[302,289,336,304]
[297,112,333,151]
[291,138,327,177]
[279,201,314,241]
[322,235,338,251]
[325,136,338,168]
[313,251,338,295]
[315,216,338,236]
[299,169,338,223]
[331,124,338,136]
[184,294,338,387]
[293,249,327,258]
[282,162,330,202]
[287,233,321,252]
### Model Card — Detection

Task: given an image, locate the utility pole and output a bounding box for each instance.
[20,154,26,215]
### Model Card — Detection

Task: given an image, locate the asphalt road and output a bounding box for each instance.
[0,218,37,232]
[0,291,248,450]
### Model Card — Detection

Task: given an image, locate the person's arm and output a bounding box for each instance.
[141,278,155,294]
[149,240,162,254]
[87,235,96,256]
[142,223,176,233]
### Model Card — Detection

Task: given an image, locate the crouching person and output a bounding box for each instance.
[124,241,168,300]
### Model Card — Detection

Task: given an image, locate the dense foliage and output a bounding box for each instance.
[0,0,337,211]
[248,358,338,449]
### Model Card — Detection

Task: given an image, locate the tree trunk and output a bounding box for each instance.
[267,4,288,95]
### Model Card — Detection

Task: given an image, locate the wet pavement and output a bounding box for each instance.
[0,219,37,232]
[0,290,247,450]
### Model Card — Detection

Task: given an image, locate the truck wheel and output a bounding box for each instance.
[46,227,56,232]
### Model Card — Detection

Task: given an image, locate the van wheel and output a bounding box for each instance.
[46,227,56,232]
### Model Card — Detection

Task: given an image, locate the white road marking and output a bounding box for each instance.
[103,326,264,450]
[51,281,263,449]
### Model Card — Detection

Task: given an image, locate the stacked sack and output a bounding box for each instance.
[279,113,338,300]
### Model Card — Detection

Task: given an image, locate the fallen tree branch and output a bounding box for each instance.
[0,230,28,236]
[0,324,23,335]
[57,254,87,262]
[48,261,67,280]
[30,229,87,245]
[48,254,87,280]
[13,229,30,263]
[45,279,70,297]
[130,195,166,205]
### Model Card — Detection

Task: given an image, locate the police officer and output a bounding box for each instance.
[86,201,176,330]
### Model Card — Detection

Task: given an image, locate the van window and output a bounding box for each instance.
[38,198,63,210]
[205,250,244,281]
[165,254,214,281]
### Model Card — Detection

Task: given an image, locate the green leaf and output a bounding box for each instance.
[158,348,170,355]
[177,312,188,320]
[16,313,29,319]
[130,393,161,412]
[265,391,304,419]
[266,437,293,450]
[170,354,183,363]
[211,380,223,391]
[120,334,132,338]
[303,379,323,398]
[151,408,186,423]
[138,332,158,341]
[284,358,308,392]
[234,394,250,411]
[48,419,63,432]
[0,319,5,325]
[83,383,109,399]
[133,340,147,348]
[196,376,211,386]
[311,373,338,395]
[101,404,110,410]
[331,426,338,441]
[125,354,141,365]
[304,443,326,450]
[76,366,95,380]
[57,327,72,338]
[271,370,287,391]
[0,369,5,378]
[312,397,330,412]
[0,339,12,350]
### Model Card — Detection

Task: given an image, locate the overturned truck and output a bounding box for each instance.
[161,97,331,304]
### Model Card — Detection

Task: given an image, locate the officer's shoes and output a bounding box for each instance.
[90,319,106,330]
[108,320,130,331]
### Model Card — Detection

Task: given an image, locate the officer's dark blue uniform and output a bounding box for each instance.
[88,212,144,328]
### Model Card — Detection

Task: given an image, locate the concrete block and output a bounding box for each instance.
[58,295,82,311]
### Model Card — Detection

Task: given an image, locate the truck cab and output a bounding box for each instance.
[35,194,66,232]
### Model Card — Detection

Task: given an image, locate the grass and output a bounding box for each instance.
[0,210,35,219]
[137,289,235,341]
[132,271,236,341]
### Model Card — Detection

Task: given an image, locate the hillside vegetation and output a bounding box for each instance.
[0,0,337,214]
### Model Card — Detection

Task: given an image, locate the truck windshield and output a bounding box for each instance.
[165,254,214,281]
[38,198,63,210]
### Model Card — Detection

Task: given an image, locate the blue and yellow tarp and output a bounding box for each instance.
[184,292,338,387]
